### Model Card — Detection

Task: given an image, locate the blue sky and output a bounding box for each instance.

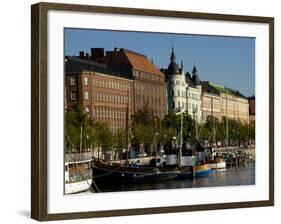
[65,28,255,97]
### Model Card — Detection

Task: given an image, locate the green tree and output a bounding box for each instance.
[64,104,91,153]
[94,122,112,159]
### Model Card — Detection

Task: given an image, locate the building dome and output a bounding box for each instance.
[168,61,180,75]
[167,47,180,75]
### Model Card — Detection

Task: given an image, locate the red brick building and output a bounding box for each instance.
[92,48,167,119]
[65,57,133,132]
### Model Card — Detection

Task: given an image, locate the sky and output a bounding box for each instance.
[65,28,255,97]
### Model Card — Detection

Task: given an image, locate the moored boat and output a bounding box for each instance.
[65,152,93,194]
[209,158,226,170]
[92,159,179,184]
[192,164,213,177]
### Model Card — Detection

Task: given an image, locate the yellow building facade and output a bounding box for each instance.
[202,82,249,124]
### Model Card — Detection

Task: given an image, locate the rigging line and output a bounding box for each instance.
[65,132,76,150]
[91,178,100,193]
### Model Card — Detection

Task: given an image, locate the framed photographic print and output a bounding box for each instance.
[31,2,274,221]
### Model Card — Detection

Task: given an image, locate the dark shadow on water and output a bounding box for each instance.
[18,210,30,218]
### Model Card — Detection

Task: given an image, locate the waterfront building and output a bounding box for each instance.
[202,82,249,124]
[202,90,221,121]
[164,47,202,123]
[248,95,255,125]
[65,56,133,133]
[165,47,187,112]
[92,48,167,119]
[185,66,202,123]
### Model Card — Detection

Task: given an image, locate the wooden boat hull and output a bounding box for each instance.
[209,158,226,170]
[192,164,213,177]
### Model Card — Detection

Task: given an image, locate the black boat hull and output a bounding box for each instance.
[92,164,178,184]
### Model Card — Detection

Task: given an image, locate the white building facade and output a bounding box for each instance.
[165,48,202,123]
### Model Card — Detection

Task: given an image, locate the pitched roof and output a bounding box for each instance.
[122,49,163,76]
[203,81,247,98]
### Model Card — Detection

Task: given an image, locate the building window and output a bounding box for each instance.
[178,90,180,97]
[84,91,89,100]
[83,77,89,85]
[70,77,76,86]
[178,102,181,108]
[171,90,174,96]
[70,92,76,100]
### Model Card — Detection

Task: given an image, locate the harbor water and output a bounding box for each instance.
[92,163,255,193]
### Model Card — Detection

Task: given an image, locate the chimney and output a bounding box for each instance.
[91,48,104,60]
[79,51,85,59]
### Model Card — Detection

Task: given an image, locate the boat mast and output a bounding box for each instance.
[194,108,198,141]
[226,89,229,149]
[80,125,83,154]
[179,112,183,167]
[211,98,215,146]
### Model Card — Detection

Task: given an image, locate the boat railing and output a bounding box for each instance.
[65,152,95,163]
[66,169,92,183]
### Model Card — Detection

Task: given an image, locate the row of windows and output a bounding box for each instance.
[133,70,164,82]
[171,90,186,97]
[69,77,130,91]
[170,90,200,100]
[221,109,249,116]
[94,79,130,91]
[173,80,186,87]
[94,92,130,103]
[93,107,129,120]
[134,82,164,94]
[69,91,131,104]
[172,101,201,111]
[109,125,125,133]
[135,94,164,106]
[203,101,220,108]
